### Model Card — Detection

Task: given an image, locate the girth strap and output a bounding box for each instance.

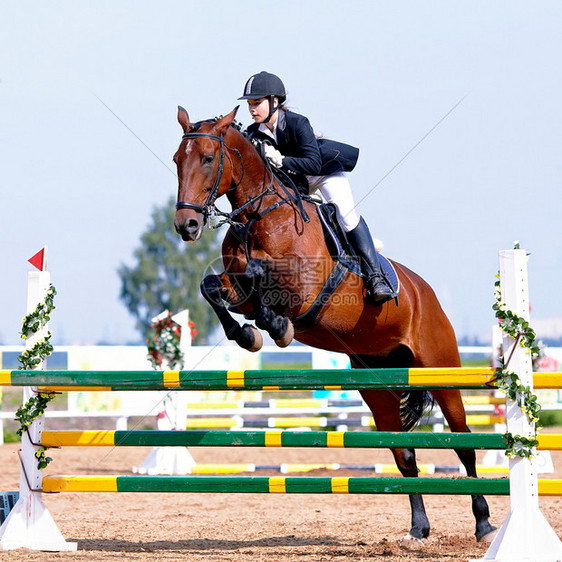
[292,260,349,329]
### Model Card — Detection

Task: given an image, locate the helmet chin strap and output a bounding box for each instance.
[263,95,278,124]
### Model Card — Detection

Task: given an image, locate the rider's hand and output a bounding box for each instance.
[264,144,284,168]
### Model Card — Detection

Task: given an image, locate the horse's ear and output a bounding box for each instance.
[178,106,191,132]
[215,106,239,134]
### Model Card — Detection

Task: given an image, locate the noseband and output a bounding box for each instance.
[175,132,243,221]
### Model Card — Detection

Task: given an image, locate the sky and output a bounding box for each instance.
[1,1,561,346]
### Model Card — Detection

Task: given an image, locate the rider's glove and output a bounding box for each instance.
[264,144,284,168]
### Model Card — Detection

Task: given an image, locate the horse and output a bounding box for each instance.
[173,106,497,547]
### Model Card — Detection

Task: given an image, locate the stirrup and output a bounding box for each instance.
[366,273,395,305]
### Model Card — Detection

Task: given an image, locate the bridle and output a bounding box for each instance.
[175,127,309,233]
[175,131,245,225]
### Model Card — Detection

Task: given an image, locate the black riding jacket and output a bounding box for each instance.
[245,109,359,182]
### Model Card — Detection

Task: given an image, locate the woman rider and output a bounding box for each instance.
[239,71,394,305]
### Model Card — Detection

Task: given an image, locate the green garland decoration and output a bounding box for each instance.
[14,284,57,469]
[18,285,56,369]
[492,279,542,366]
[502,432,539,460]
[16,393,56,468]
[20,285,56,337]
[17,334,54,370]
[492,270,542,458]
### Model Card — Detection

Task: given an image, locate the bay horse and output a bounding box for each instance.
[173,106,496,547]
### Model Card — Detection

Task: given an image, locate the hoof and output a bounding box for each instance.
[399,534,424,550]
[477,527,498,544]
[247,327,263,352]
[248,328,263,353]
[274,319,294,348]
[238,324,263,352]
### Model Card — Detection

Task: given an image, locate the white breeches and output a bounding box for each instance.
[306,171,360,232]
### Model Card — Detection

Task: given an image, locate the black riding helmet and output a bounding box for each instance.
[239,71,287,100]
[239,71,286,123]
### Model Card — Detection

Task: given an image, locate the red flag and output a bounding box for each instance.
[28,247,47,271]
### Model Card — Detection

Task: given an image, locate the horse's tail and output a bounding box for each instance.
[400,390,435,431]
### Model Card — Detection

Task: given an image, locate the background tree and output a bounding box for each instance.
[119,197,222,343]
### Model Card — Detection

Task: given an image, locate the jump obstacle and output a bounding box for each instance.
[1,249,562,561]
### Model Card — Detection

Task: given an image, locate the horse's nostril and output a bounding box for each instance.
[187,219,199,231]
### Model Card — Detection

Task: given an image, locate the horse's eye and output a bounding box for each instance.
[203,154,214,165]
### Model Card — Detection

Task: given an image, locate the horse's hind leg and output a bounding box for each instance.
[432,389,497,542]
[360,389,430,548]
[200,273,263,351]
[244,259,294,347]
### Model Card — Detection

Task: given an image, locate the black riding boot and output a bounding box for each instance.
[346,217,395,305]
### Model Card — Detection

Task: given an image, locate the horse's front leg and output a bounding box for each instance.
[244,259,294,347]
[200,272,263,351]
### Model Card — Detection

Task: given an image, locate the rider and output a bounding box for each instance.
[239,71,394,305]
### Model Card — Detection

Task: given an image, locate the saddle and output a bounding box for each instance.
[318,203,399,292]
[250,141,400,326]
[293,203,400,328]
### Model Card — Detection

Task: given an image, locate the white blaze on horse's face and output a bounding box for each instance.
[173,139,208,242]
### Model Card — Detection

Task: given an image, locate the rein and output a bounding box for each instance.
[176,129,309,230]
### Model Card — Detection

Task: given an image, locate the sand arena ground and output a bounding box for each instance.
[1,435,561,562]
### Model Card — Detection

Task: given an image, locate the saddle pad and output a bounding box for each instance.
[378,254,400,297]
[317,203,400,297]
